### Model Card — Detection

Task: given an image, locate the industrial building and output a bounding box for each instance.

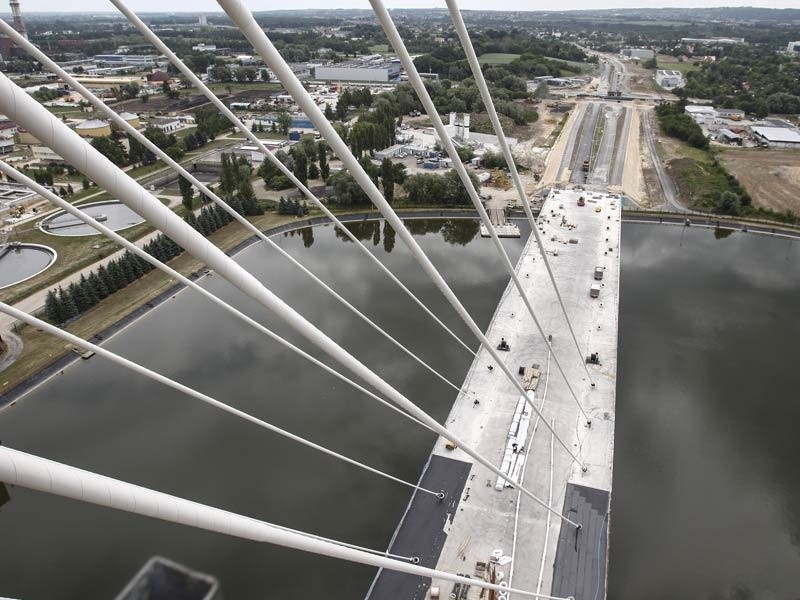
[0,120,17,138]
[94,54,160,67]
[111,112,140,130]
[146,70,172,84]
[31,145,64,164]
[314,58,401,83]
[716,108,745,121]
[152,117,180,133]
[620,48,654,60]
[787,41,800,54]
[532,75,580,87]
[287,63,313,79]
[75,119,112,138]
[656,70,684,89]
[254,113,314,130]
[680,37,745,45]
[0,181,40,215]
[750,126,800,149]
[684,105,717,124]
[717,129,742,145]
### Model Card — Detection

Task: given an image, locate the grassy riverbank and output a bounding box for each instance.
[1,210,293,394]
[0,206,478,398]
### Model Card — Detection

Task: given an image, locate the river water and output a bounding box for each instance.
[0,220,798,599]
[608,224,800,600]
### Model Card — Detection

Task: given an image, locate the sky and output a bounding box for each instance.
[11,0,800,13]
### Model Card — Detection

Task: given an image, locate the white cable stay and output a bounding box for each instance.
[368,0,590,423]
[0,72,579,528]
[0,19,468,398]
[0,160,430,437]
[215,0,588,472]
[445,0,595,386]
[0,301,438,497]
[104,2,477,360]
[0,446,572,600]
[445,0,593,382]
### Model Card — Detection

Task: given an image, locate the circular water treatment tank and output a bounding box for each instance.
[40,201,145,237]
[0,243,57,289]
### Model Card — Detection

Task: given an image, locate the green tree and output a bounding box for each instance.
[719,190,742,215]
[336,97,348,120]
[382,221,395,253]
[44,289,64,323]
[456,146,475,163]
[59,287,79,320]
[87,271,109,300]
[96,265,116,294]
[766,92,800,115]
[67,282,89,314]
[318,142,329,179]
[178,176,194,211]
[90,136,128,166]
[441,219,479,246]
[308,162,320,180]
[292,148,308,186]
[79,274,99,307]
[277,112,292,136]
[381,158,395,204]
[327,170,370,205]
[533,81,549,99]
[301,227,314,248]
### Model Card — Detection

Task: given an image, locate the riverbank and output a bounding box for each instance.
[0,208,490,407]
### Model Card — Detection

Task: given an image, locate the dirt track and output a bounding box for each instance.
[719,148,800,214]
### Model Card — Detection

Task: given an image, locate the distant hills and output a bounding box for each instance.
[8,6,800,25]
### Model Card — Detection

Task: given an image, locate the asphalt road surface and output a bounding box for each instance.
[569,103,601,184]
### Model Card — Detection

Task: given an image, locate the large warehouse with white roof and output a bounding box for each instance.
[750,126,800,149]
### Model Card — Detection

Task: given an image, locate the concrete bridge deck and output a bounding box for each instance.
[367,187,621,600]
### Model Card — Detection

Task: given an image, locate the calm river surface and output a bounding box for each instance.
[0,219,798,599]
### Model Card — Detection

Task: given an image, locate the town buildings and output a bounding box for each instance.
[655,69,683,89]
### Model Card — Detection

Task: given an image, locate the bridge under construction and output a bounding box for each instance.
[368,188,621,600]
[0,0,623,598]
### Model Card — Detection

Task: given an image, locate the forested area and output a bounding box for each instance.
[677,46,800,116]
[654,102,709,150]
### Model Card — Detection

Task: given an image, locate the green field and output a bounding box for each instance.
[368,44,390,53]
[478,53,521,65]
[543,56,593,73]
[207,82,284,94]
[657,54,702,74]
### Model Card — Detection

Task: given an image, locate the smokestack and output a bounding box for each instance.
[9,0,27,40]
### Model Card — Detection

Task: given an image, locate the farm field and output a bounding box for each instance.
[718,148,800,215]
[657,54,703,74]
[478,53,520,64]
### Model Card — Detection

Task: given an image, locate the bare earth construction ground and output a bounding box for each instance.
[718,148,800,215]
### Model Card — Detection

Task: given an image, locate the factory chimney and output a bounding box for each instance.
[9,0,27,40]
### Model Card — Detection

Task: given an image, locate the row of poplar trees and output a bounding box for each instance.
[43,154,264,325]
